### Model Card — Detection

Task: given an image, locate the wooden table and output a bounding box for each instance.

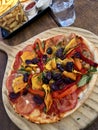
[0,0,98,130]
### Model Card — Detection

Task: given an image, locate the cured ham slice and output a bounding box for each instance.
[6,73,17,92]
[15,93,36,115]
[57,92,77,113]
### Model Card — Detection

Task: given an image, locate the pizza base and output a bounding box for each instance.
[8,34,98,124]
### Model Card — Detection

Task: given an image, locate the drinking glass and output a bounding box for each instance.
[50,0,76,27]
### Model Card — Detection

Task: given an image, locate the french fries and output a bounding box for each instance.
[0,0,28,32]
[20,0,30,2]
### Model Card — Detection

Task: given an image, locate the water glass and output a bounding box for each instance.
[50,0,76,27]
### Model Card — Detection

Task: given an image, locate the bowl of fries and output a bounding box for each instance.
[0,0,28,32]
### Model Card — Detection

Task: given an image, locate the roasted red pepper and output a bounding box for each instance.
[38,58,44,71]
[13,51,23,71]
[28,74,33,87]
[79,52,98,67]
[28,88,45,97]
[52,82,75,98]
[33,38,44,54]
[52,85,77,99]
[66,44,98,67]
[52,74,82,99]
[65,45,81,58]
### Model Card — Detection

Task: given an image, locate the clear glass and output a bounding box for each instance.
[50,0,76,27]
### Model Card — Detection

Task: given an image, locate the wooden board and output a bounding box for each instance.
[1,27,98,130]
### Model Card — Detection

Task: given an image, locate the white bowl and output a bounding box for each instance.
[24,1,38,17]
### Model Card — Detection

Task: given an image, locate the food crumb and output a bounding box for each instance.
[77,118,80,120]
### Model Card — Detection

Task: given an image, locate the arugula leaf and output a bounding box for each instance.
[36,44,39,51]
[37,73,43,81]
[18,66,30,74]
[46,57,51,62]
[89,66,97,73]
[57,42,62,47]
[19,66,25,71]
[41,72,46,78]
[78,75,92,87]
[42,41,45,49]
[43,106,47,113]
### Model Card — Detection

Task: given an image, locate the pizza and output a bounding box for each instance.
[6,33,98,124]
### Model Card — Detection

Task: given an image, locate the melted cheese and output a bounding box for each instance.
[30,109,41,118]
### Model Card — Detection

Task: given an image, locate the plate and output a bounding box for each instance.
[1,27,98,130]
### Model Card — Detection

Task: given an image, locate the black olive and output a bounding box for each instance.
[55,78,64,85]
[42,54,47,63]
[9,92,20,99]
[56,48,64,58]
[46,71,52,80]
[74,52,81,58]
[57,63,65,72]
[52,72,62,80]
[23,73,29,82]
[42,77,49,84]
[32,58,39,64]
[60,54,65,60]
[63,77,74,84]
[50,83,60,91]
[33,95,44,104]
[22,89,28,95]
[25,60,32,64]
[46,47,53,54]
[65,62,74,72]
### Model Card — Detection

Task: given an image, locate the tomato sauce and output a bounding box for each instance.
[25,2,36,10]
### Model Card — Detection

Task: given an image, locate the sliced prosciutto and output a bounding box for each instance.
[23,44,33,52]
[48,92,77,115]
[56,92,77,113]
[13,51,23,71]
[15,93,36,115]
[6,73,17,92]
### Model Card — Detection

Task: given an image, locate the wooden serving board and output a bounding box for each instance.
[1,27,98,130]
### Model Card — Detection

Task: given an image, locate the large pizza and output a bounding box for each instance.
[6,33,98,124]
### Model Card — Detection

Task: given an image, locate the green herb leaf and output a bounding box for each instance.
[42,41,45,49]
[57,42,62,47]
[18,66,30,74]
[43,106,47,113]
[19,66,25,71]
[36,44,39,51]
[89,66,97,73]
[63,49,66,55]
[78,75,92,87]
[37,73,42,81]
[41,72,46,78]
[46,57,51,62]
